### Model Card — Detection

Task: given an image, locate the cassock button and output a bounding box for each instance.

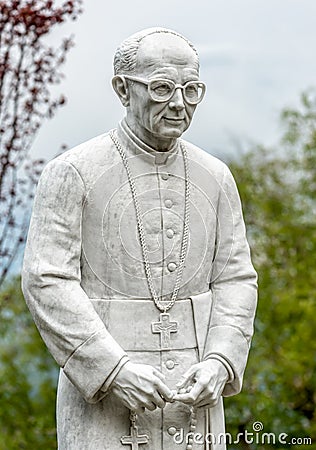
[166,228,174,239]
[165,199,173,208]
[165,359,175,370]
[167,426,177,436]
[161,172,169,181]
[167,262,177,272]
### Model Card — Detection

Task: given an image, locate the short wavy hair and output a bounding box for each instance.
[113,27,199,75]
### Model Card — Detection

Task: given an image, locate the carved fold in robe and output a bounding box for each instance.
[22,119,257,450]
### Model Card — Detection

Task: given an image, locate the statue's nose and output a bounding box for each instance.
[168,88,185,110]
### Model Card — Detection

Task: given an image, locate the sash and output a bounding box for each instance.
[189,290,213,361]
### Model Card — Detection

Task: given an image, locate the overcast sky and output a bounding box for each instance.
[32,0,316,162]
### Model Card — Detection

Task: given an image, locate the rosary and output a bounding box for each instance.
[110,131,196,450]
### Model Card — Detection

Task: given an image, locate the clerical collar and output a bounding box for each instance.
[117,119,179,166]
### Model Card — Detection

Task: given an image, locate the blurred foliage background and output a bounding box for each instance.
[0,89,315,449]
[0,277,58,449]
[225,89,316,449]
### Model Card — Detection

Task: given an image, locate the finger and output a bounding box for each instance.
[176,366,197,389]
[153,368,165,382]
[174,389,214,407]
[184,377,206,402]
[152,392,166,409]
[194,379,225,408]
[169,389,177,402]
[174,376,207,404]
[195,389,219,408]
[173,392,192,403]
[155,379,174,402]
[143,401,157,411]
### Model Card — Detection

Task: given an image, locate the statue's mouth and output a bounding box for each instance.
[163,117,184,123]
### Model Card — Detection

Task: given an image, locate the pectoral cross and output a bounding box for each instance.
[120,421,149,449]
[152,313,178,350]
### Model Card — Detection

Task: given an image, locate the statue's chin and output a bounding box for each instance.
[158,123,186,139]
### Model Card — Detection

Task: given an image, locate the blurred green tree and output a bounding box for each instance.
[0,277,58,449]
[225,88,316,449]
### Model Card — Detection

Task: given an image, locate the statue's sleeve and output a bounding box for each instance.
[22,158,127,403]
[203,165,258,396]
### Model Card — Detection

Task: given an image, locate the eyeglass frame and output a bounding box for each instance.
[121,75,206,105]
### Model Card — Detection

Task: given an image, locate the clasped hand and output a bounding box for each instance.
[173,359,228,408]
[111,362,174,414]
[111,360,228,413]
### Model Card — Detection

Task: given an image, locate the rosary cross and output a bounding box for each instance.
[120,423,149,449]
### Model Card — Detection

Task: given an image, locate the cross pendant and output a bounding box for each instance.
[152,312,178,350]
[120,424,149,449]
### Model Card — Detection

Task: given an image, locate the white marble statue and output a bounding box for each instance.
[22,27,257,450]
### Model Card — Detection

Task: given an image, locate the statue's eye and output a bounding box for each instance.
[151,81,173,97]
[185,83,199,99]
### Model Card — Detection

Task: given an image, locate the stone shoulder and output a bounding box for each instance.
[182,138,230,184]
[56,132,116,166]
[45,131,120,189]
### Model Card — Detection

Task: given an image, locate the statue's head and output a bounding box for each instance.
[112,28,206,150]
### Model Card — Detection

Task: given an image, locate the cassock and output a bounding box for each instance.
[22,119,257,450]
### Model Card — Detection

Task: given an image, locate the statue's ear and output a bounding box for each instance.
[112,76,130,107]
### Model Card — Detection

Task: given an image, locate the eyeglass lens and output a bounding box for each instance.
[149,80,204,104]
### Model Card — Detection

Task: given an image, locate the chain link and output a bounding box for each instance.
[110,130,190,313]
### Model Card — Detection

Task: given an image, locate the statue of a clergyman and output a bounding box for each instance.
[22,27,257,450]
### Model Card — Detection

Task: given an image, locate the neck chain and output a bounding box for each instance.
[110,130,190,313]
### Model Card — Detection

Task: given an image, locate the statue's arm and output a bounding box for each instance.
[22,158,128,403]
[204,165,258,397]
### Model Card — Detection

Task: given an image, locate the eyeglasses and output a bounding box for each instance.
[122,75,206,105]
